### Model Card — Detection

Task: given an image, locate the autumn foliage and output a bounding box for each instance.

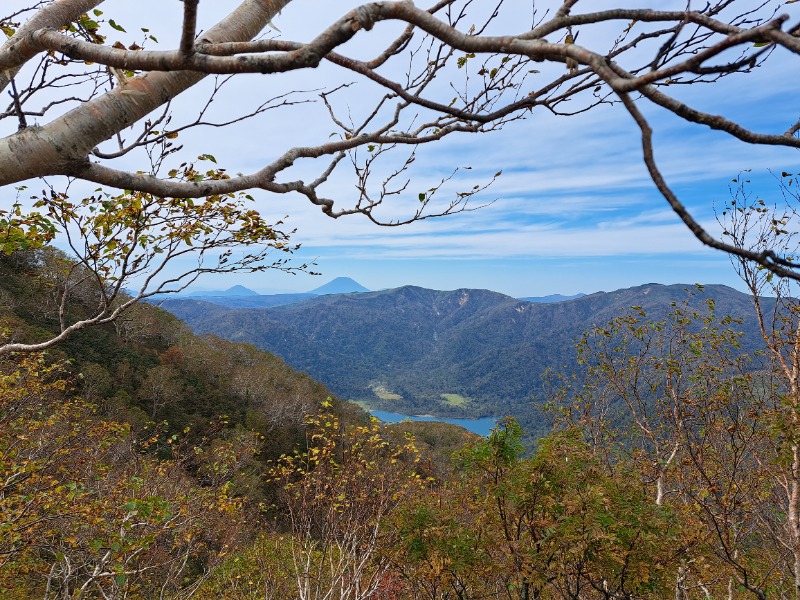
[0,354,247,597]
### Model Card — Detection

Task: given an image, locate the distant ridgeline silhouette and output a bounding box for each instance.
[160,282,767,441]
[309,277,370,295]
[150,278,370,309]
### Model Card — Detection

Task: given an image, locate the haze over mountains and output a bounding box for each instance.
[519,293,586,303]
[171,277,368,309]
[176,278,590,309]
[310,277,370,295]
[159,281,767,436]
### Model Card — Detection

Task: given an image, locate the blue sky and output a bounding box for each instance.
[201,50,799,297]
[164,0,800,297]
[5,0,800,298]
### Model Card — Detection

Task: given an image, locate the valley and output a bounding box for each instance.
[159,280,768,438]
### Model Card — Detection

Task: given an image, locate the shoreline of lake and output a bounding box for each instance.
[370,410,498,437]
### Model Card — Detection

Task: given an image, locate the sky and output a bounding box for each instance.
[4,0,800,298]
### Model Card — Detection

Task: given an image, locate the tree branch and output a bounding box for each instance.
[0,0,104,96]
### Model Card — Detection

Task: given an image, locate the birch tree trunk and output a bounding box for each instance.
[0,0,291,183]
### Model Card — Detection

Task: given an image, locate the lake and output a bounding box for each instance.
[371,410,498,437]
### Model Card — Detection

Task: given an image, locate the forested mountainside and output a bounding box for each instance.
[0,249,364,594]
[168,291,319,309]
[0,248,492,597]
[0,249,358,457]
[160,282,768,430]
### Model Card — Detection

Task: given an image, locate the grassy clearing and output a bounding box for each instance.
[441,393,469,407]
[372,384,403,401]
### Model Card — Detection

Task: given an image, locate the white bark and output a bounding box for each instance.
[0,0,104,95]
[1,0,291,182]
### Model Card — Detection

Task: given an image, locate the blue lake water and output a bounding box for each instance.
[371,410,498,437]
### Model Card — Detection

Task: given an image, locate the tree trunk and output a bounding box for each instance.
[0,0,292,184]
[791,440,800,600]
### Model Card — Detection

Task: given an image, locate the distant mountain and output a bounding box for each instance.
[188,285,259,297]
[165,292,317,309]
[310,277,369,295]
[159,284,315,309]
[519,293,586,303]
[162,278,369,309]
[161,283,767,439]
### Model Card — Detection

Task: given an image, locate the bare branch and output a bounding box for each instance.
[619,92,800,281]
[1,0,799,322]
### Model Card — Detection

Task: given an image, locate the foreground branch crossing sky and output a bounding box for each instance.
[3,0,799,297]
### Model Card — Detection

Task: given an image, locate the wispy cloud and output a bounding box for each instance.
[7,0,797,296]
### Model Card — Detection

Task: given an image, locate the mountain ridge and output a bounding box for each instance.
[519,292,587,303]
[160,281,766,439]
[156,277,370,309]
[309,276,370,295]
[188,284,259,296]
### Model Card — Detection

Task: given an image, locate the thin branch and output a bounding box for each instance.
[180,0,199,56]
[619,92,800,282]
[8,77,27,130]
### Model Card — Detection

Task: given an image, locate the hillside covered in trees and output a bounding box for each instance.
[0,248,361,595]
[6,247,800,598]
[161,283,771,432]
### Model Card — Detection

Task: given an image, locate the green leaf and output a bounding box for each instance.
[79,17,99,30]
[108,19,126,32]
